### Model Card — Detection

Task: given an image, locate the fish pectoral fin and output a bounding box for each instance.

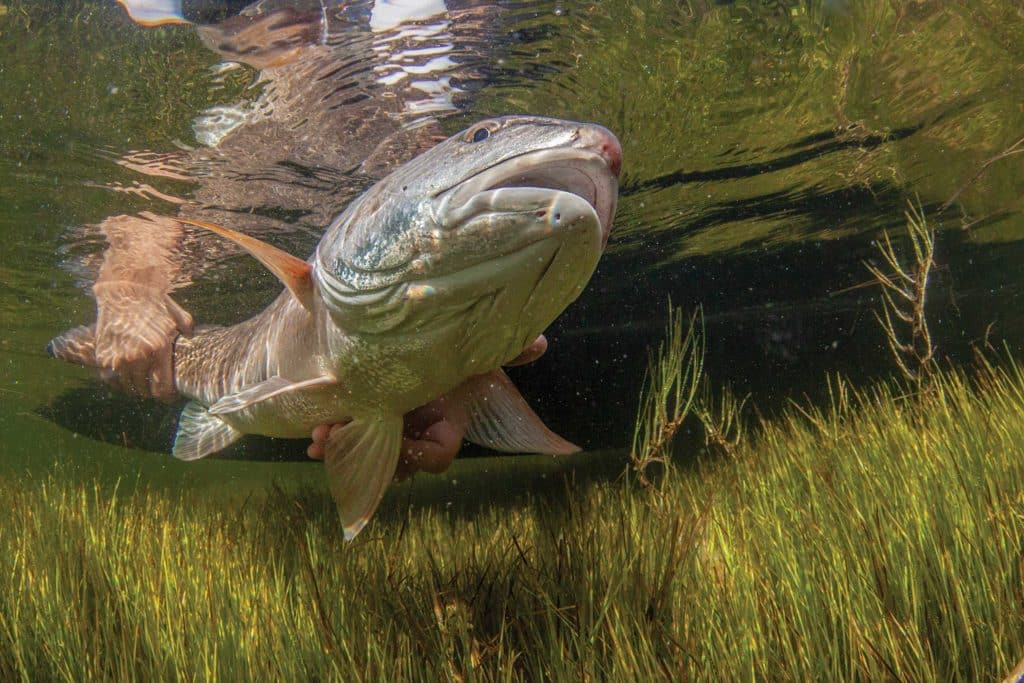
[323,415,404,541]
[48,325,98,366]
[208,374,338,415]
[461,369,580,455]
[173,401,244,461]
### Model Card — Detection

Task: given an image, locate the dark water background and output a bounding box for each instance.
[1,0,1022,493]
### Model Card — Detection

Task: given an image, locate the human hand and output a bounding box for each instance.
[306,334,549,478]
[305,396,465,481]
[92,280,194,401]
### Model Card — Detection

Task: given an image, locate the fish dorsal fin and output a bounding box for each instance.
[323,415,404,540]
[173,401,244,461]
[208,374,338,415]
[460,369,580,455]
[176,217,314,311]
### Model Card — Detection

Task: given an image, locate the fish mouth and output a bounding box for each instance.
[433,146,619,248]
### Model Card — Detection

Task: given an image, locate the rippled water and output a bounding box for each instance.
[1,0,1022,490]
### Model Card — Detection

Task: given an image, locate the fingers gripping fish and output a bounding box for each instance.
[54,116,621,539]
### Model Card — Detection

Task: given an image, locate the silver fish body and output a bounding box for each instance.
[163,115,620,537]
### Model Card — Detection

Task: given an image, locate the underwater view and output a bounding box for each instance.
[1,0,1023,679]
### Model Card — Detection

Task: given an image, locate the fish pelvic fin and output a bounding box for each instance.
[176,217,314,312]
[323,415,404,541]
[173,401,244,461]
[208,374,338,416]
[461,369,579,455]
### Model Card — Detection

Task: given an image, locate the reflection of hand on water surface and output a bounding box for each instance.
[49,212,194,401]
[62,1,489,402]
[92,211,193,401]
[55,1,523,487]
[94,280,193,401]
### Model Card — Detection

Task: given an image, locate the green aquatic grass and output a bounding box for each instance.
[1,360,1022,680]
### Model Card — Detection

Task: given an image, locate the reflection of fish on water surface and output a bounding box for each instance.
[60,0,500,394]
[112,0,495,223]
[117,0,457,30]
[115,0,189,26]
[53,4,623,538]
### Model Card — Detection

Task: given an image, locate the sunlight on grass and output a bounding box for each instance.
[629,304,704,487]
[1,356,1022,680]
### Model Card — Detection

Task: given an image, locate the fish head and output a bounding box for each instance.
[314,115,620,375]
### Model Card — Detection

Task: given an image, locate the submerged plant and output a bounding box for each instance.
[865,200,938,389]
[2,360,1024,680]
[628,304,705,487]
[693,380,748,459]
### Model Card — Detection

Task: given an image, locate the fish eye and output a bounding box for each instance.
[464,121,499,143]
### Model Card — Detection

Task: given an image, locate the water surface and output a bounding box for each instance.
[1,0,1022,492]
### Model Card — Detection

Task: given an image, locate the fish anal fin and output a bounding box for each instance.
[208,374,337,415]
[461,369,579,455]
[323,415,404,541]
[176,217,313,311]
[173,401,244,461]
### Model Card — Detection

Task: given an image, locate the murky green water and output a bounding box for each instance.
[1,0,1022,492]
